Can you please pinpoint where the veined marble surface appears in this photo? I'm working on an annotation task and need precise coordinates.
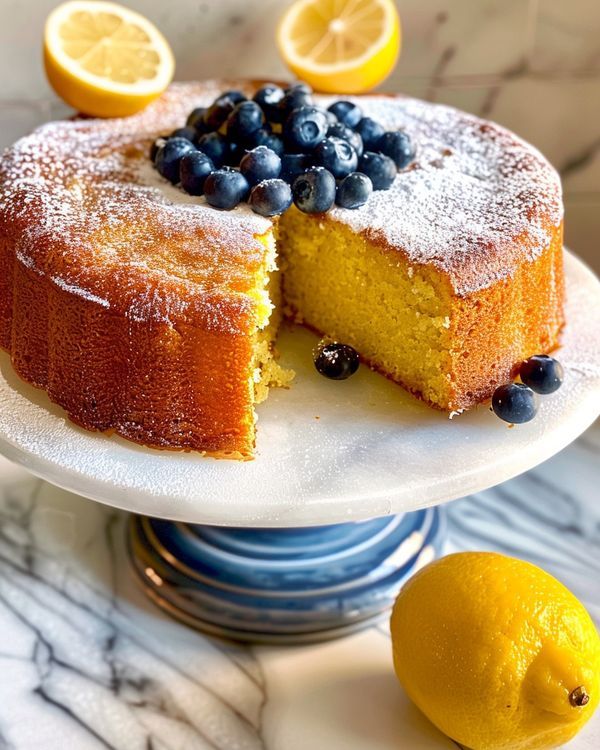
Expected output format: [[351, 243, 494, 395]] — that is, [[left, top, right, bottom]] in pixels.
[[0, 424, 598, 749]]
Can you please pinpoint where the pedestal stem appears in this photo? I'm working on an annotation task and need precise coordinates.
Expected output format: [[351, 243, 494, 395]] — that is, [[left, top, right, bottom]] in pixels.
[[128, 507, 445, 644]]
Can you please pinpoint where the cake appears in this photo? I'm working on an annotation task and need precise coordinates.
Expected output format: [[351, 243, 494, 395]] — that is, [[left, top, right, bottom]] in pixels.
[[0, 80, 564, 458]]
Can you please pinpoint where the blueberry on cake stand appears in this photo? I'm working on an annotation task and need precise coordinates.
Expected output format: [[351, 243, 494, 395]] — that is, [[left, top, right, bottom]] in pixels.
[[0, 251, 598, 643]]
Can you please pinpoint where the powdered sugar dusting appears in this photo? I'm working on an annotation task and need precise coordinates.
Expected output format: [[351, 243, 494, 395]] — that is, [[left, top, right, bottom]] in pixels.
[[324, 95, 563, 295], [0, 80, 563, 314], [0, 82, 273, 331]]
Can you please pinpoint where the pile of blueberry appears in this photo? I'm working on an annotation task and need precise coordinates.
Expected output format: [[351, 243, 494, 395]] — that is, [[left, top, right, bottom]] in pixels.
[[492, 354, 564, 424], [151, 83, 414, 217]]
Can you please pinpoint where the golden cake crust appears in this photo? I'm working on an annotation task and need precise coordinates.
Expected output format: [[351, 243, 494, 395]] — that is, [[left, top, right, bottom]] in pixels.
[[0, 81, 277, 456], [0, 81, 564, 451]]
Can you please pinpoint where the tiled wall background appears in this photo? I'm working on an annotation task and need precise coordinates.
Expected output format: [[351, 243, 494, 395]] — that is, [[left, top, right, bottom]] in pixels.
[[0, 0, 598, 271]]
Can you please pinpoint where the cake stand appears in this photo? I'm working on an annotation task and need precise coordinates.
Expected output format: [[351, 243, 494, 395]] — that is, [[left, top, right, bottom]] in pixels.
[[0, 250, 598, 643]]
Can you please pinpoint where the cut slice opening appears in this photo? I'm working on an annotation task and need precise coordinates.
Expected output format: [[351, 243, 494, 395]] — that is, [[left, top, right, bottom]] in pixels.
[[252, 207, 564, 421], [251, 208, 457, 415]]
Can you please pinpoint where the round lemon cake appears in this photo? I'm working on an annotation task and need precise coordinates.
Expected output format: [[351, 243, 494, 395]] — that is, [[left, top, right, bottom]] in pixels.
[[0, 81, 564, 457]]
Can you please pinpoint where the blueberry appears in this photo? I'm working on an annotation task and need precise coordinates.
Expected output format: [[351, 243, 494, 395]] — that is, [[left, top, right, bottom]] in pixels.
[[327, 100, 362, 128], [203, 95, 236, 131], [336, 172, 373, 209], [179, 151, 214, 196], [197, 132, 230, 167], [240, 146, 282, 186], [253, 84, 285, 120], [150, 136, 167, 162], [379, 131, 415, 169], [313, 137, 358, 179], [278, 89, 313, 120], [358, 151, 397, 190], [314, 342, 360, 380], [155, 137, 194, 183], [492, 383, 538, 424], [204, 169, 250, 210], [519, 355, 564, 394], [285, 82, 313, 95], [327, 123, 363, 157], [262, 133, 284, 157], [249, 179, 293, 217], [280, 153, 310, 183], [283, 106, 329, 152], [241, 127, 284, 156], [192, 120, 210, 138], [226, 142, 244, 167], [325, 109, 338, 126], [244, 125, 273, 149], [354, 117, 385, 150], [292, 167, 336, 214], [186, 106, 206, 129], [226, 101, 266, 144], [221, 89, 247, 105], [170, 126, 196, 142]]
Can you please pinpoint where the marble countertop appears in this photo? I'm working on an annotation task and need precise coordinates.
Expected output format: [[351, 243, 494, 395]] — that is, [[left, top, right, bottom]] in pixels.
[[0, 424, 598, 749]]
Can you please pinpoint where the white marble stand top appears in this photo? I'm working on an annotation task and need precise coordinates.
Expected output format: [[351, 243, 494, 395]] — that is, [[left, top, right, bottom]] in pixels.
[[0, 423, 598, 749], [0, 251, 598, 527]]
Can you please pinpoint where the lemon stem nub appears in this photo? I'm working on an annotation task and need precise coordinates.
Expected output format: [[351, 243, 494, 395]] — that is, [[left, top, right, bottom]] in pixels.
[[569, 686, 590, 708]]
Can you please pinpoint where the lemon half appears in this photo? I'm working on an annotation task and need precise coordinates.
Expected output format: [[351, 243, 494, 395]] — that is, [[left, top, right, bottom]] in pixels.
[[277, 0, 400, 94], [44, 0, 175, 117]]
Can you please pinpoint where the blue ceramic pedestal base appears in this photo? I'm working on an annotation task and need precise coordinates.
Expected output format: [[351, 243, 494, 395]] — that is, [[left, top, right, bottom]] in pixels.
[[128, 508, 445, 644]]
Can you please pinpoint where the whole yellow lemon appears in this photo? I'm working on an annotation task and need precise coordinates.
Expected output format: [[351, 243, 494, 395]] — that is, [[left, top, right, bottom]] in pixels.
[[390, 552, 600, 750]]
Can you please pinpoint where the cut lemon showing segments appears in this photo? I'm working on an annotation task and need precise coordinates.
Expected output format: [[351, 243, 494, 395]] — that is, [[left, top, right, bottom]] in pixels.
[[277, 0, 400, 94], [44, 0, 175, 118]]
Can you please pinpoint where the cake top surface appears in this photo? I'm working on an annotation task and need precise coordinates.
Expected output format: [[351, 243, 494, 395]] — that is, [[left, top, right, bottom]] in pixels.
[[0, 80, 563, 323]]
